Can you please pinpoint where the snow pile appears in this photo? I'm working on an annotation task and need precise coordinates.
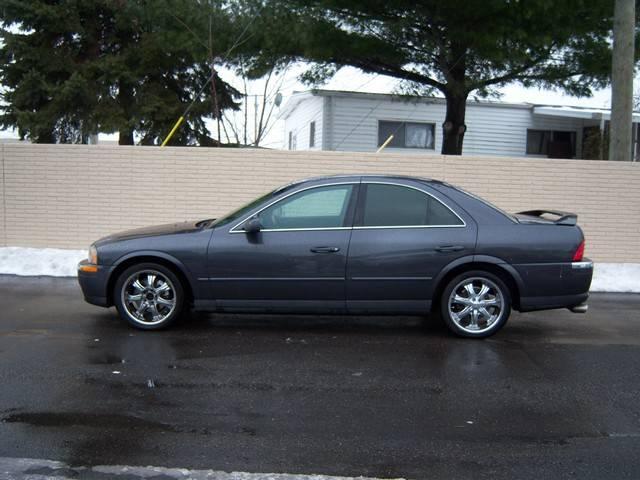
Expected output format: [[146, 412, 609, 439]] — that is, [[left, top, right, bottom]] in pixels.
[[0, 456, 403, 480], [0, 247, 86, 277], [0, 247, 638, 293], [591, 263, 640, 293]]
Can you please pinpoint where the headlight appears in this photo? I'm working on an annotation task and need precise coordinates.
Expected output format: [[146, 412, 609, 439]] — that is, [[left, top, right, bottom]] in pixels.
[[89, 245, 98, 265]]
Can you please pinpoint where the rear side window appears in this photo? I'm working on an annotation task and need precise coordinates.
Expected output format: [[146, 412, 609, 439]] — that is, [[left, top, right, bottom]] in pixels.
[[360, 184, 463, 227]]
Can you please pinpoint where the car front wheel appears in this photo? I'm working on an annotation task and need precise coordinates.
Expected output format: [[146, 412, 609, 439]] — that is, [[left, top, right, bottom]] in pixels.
[[440, 271, 511, 338], [114, 263, 184, 330]]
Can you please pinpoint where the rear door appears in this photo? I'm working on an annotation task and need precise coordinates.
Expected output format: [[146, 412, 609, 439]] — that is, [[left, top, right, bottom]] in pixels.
[[346, 180, 476, 313]]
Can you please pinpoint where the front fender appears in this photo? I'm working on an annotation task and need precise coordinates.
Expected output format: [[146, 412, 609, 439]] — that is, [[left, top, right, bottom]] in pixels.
[[109, 250, 199, 299]]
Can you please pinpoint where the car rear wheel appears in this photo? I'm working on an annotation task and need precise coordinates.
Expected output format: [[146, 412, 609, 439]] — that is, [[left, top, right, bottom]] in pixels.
[[114, 263, 184, 330], [440, 271, 511, 338]]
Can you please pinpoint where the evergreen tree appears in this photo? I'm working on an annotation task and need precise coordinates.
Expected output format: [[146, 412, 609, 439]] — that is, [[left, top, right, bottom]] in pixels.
[[0, 0, 242, 145], [244, 0, 634, 155]]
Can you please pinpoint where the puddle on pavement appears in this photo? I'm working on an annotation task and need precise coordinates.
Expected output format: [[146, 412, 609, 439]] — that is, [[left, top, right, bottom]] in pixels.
[[88, 352, 126, 365], [2, 412, 178, 432]]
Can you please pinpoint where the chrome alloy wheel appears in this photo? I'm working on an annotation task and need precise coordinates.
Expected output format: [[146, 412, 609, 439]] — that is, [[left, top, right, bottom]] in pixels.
[[120, 270, 177, 326], [447, 277, 505, 334]]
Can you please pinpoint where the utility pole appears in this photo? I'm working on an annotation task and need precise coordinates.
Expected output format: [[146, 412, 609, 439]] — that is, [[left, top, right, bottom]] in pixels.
[[254, 94, 258, 146], [243, 94, 248, 146], [609, 0, 636, 161]]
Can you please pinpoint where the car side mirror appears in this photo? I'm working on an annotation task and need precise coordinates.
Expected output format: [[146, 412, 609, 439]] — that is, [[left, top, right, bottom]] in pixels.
[[243, 217, 262, 234]]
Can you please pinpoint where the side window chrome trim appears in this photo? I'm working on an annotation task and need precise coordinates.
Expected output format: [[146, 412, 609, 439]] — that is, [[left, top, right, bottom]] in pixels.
[[229, 182, 357, 234], [353, 224, 465, 230], [251, 227, 351, 233], [358, 181, 467, 228]]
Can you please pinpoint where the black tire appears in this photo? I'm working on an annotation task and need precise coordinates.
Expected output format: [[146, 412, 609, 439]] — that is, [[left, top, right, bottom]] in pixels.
[[113, 262, 184, 330], [440, 270, 511, 338]]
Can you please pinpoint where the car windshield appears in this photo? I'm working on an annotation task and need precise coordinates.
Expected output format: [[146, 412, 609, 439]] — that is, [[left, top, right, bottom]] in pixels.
[[210, 180, 308, 228], [210, 189, 279, 228]]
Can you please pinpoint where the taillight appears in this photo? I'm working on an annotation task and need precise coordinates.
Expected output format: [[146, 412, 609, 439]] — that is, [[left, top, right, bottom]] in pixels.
[[572, 240, 585, 262]]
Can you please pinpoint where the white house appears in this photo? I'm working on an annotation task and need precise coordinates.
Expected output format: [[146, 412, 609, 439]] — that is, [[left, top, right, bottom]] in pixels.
[[279, 89, 640, 160]]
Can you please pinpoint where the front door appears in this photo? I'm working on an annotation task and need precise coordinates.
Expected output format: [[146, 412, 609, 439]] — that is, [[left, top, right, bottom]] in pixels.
[[207, 183, 358, 313], [346, 181, 476, 313]]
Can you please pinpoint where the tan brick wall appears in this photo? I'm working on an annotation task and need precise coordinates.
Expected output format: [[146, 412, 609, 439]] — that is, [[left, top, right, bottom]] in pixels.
[[1, 143, 639, 262], [0, 144, 6, 247]]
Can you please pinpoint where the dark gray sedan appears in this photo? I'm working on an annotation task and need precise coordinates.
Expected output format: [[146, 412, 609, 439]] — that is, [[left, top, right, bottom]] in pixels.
[[78, 175, 593, 338]]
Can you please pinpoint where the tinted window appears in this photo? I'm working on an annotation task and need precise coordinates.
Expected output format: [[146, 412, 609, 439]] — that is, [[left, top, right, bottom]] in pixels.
[[259, 185, 353, 230], [526, 129, 576, 157], [361, 184, 462, 227], [212, 189, 278, 228]]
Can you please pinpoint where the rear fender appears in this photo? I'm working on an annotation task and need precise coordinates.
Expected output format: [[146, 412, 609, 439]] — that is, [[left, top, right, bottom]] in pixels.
[[472, 255, 526, 294], [431, 254, 525, 308]]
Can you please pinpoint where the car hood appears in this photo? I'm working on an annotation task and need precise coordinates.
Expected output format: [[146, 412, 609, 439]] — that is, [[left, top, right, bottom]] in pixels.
[[95, 220, 206, 246]]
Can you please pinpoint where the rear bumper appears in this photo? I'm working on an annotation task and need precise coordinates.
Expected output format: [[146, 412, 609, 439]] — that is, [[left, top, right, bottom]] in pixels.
[[520, 292, 589, 312], [516, 259, 593, 312], [569, 302, 588, 313], [77, 260, 111, 307]]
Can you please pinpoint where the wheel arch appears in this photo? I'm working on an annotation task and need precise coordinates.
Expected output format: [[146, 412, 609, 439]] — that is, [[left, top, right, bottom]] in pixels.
[[431, 255, 524, 311], [106, 251, 195, 306]]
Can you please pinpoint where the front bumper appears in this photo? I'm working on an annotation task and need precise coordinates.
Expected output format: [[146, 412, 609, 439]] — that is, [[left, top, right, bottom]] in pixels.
[[77, 259, 112, 307]]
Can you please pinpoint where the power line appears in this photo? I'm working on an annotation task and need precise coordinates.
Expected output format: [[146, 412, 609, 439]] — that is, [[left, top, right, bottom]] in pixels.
[[329, 48, 467, 151], [161, 4, 263, 146], [333, 100, 384, 149]]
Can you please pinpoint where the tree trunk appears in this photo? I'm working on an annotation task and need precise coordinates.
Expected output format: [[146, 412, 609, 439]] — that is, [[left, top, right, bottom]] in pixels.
[[117, 79, 135, 145], [119, 129, 134, 145], [441, 93, 468, 155], [35, 130, 55, 144]]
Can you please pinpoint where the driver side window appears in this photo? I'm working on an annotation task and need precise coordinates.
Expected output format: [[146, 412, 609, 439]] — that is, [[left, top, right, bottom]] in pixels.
[[259, 184, 354, 230]]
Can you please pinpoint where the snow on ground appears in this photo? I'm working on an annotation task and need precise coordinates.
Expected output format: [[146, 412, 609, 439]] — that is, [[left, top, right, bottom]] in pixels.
[[589, 263, 640, 293], [0, 247, 638, 293], [0, 247, 86, 277], [0, 456, 402, 480]]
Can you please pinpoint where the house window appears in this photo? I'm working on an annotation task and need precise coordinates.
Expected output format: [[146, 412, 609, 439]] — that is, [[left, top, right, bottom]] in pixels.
[[526, 129, 577, 158], [378, 121, 435, 149], [288, 131, 297, 150], [309, 121, 316, 148]]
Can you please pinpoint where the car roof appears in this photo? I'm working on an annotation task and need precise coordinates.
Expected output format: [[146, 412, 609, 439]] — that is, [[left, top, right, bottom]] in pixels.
[[285, 174, 441, 185], [272, 174, 449, 196]]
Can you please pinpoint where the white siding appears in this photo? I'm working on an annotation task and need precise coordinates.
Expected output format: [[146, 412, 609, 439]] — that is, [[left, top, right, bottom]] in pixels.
[[329, 96, 444, 153], [464, 103, 587, 158], [322, 94, 589, 158], [282, 96, 324, 151]]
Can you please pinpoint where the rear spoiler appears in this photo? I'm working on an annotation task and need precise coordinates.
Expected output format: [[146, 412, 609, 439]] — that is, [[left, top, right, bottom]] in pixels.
[[516, 210, 578, 226]]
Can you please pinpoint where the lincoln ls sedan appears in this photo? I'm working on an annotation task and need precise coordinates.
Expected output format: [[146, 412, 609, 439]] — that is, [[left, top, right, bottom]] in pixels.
[[78, 175, 593, 338]]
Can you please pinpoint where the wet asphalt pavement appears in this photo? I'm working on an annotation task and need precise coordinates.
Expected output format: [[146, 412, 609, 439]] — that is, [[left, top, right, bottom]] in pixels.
[[0, 276, 639, 479]]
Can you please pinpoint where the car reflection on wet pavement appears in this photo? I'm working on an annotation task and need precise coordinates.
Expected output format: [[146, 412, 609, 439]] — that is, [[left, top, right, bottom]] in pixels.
[[1, 276, 639, 480]]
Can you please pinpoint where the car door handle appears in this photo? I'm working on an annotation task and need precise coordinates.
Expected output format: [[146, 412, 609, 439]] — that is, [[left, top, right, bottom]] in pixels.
[[435, 245, 465, 253], [310, 246, 340, 253]]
